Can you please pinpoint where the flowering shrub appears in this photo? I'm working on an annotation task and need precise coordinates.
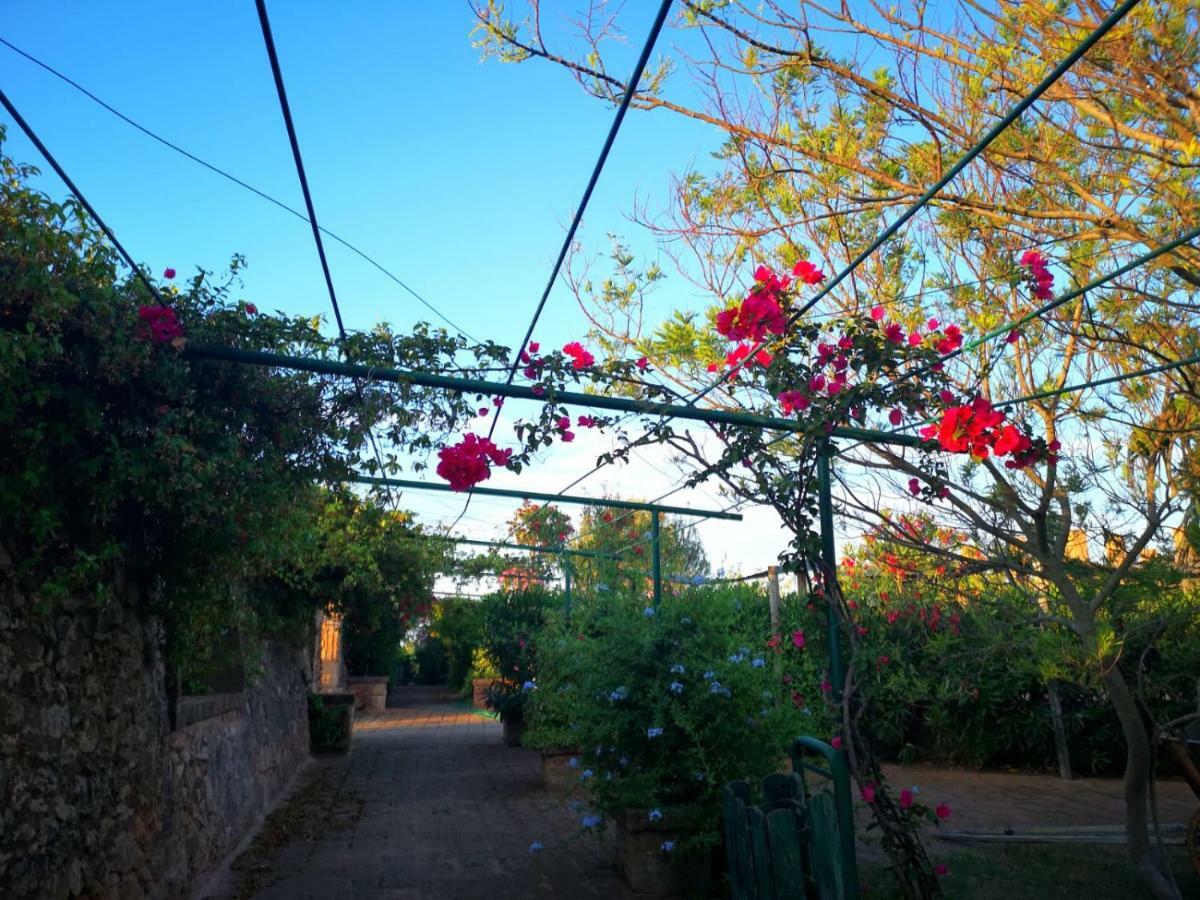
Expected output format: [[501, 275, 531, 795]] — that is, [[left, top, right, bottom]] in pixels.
[[478, 587, 555, 722], [526, 586, 809, 857]]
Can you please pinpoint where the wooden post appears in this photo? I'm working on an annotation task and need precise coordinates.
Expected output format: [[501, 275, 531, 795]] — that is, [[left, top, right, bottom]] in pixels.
[[767, 566, 781, 633]]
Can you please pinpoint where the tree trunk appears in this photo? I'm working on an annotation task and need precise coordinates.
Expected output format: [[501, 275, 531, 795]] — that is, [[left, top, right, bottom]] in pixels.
[[1101, 665, 1182, 900], [1046, 680, 1073, 781]]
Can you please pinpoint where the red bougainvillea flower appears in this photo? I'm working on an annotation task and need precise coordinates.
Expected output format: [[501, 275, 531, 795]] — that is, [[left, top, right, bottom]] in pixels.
[[935, 803, 951, 819], [908, 477, 921, 496], [163, 267, 176, 279], [602, 511, 613, 523], [715, 266, 789, 342], [577, 415, 597, 428], [907, 331, 922, 347], [821, 679, 832, 693], [528, 341, 540, 353], [778, 390, 810, 416], [562, 341, 595, 369], [245, 303, 257, 315], [792, 259, 825, 284], [1020, 249, 1055, 300], [766, 633, 781, 650], [830, 735, 843, 750], [889, 408, 903, 426], [436, 434, 512, 491], [934, 864, 948, 878], [884, 322, 905, 344], [870, 306, 885, 321], [477, 407, 489, 417], [723, 342, 774, 372], [934, 324, 963, 355], [1005, 329, 1020, 344], [899, 788, 914, 810], [861, 782, 876, 804], [636, 356, 649, 370], [561, 430, 575, 442], [557, 415, 571, 430], [137, 305, 184, 343], [492, 396, 504, 408], [792, 630, 806, 649]]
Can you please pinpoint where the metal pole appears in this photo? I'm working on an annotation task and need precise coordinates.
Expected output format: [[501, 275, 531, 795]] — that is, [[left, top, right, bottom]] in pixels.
[[563, 554, 572, 619], [650, 510, 662, 609], [816, 445, 846, 698]]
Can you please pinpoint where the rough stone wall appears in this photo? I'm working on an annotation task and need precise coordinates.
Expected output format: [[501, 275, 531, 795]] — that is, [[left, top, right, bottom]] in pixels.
[[0, 582, 310, 899]]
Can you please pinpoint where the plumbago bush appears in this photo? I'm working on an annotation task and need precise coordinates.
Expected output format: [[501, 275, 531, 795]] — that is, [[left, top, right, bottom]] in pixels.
[[525, 586, 809, 864]]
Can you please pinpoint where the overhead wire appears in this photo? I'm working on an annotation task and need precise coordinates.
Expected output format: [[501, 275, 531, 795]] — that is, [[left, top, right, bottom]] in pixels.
[[0, 35, 479, 341]]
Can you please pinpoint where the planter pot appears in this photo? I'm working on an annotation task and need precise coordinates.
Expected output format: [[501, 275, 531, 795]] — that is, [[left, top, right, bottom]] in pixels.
[[308, 692, 355, 755], [347, 676, 389, 712], [472, 677, 495, 709], [616, 807, 711, 897], [540, 748, 581, 794], [502, 714, 526, 747]]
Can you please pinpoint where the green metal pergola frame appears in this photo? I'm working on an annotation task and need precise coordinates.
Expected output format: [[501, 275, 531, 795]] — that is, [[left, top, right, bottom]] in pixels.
[[347, 474, 743, 608]]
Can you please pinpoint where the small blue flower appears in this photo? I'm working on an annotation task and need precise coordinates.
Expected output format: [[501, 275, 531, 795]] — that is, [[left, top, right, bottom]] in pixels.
[[721, 687, 732, 697], [522, 680, 537, 690], [568, 756, 580, 768], [648, 808, 663, 822], [759, 707, 770, 717], [619, 755, 629, 767], [582, 814, 603, 829], [703, 670, 715, 681], [802, 707, 812, 716], [647, 727, 664, 739], [681, 616, 693, 625], [580, 768, 594, 781], [761, 690, 774, 701], [643, 606, 656, 617], [728, 653, 743, 664], [609, 686, 628, 702], [595, 745, 604, 756], [693, 771, 706, 781], [604, 771, 614, 781], [751, 658, 765, 669], [669, 681, 684, 695], [597, 583, 609, 592], [709, 681, 723, 694], [529, 841, 544, 853], [691, 574, 706, 585], [669, 663, 685, 674], [661, 841, 675, 853]]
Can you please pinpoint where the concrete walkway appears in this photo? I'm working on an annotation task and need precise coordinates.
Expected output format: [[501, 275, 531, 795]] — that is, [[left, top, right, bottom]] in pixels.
[[216, 687, 1198, 899], [223, 686, 629, 900]]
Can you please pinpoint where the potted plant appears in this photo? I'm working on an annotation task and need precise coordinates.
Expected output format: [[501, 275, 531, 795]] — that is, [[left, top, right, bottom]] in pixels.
[[479, 586, 552, 744], [468, 648, 499, 709], [522, 612, 585, 790], [308, 692, 355, 754]]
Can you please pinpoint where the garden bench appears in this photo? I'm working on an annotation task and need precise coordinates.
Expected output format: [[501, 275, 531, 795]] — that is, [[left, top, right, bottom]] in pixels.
[[723, 737, 859, 900]]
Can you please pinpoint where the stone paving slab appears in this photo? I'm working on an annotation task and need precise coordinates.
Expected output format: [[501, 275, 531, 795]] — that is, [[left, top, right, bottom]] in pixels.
[[229, 686, 630, 900]]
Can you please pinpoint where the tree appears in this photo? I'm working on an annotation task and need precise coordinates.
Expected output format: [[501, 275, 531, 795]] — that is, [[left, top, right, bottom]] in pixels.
[[571, 501, 709, 596], [472, 4, 1200, 896]]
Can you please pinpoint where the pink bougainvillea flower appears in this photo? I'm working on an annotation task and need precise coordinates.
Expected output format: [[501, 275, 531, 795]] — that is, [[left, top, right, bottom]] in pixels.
[[877, 654, 890, 666], [636, 356, 649, 370], [562, 341, 595, 369], [934, 864, 948, 878], [163, 267, 176, 279], [821, 679, 832, 693], [492, 396, 504, 408], [245, 303, 257, 315], [577, 415, 597, 428], [531, 386, 545, 397], [830, 736, 842, 750], [927, 317, 940, 331], [870, 306, 885, 321], [528, 341, 540, 353], [557, 415, 571, 430], [792, 259, 825, 284], [561, 430, 575, 442], [861, 783, 876, 804], [935, 803, 951, 819], [935, 324, 963, 355], [884, 322, 905, 344], [778, 390, 810, 416], [791, 630, 806, 649], [908, 477, 921, 496], [938, 389, 955, 404], [827, 380, 843, 396], [889, 408, 903, 426], [899, 788, 914, 810], [477, 407, 489, 417], [436, 434, 512, 491], [137, 305, 184, 343], [837, 334, 854, 350], [809, 374, 826, 393], [1005, 329, 1020, 344], [907, 331, 922, 347]]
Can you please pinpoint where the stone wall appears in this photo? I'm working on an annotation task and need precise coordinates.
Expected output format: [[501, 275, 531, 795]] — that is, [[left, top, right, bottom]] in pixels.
[[0, 582, 311, 898]]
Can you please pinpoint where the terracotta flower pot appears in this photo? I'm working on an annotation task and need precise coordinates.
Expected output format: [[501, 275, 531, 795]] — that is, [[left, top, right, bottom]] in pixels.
[[615, 807, 711, 897], [472, 677, 495, 709]]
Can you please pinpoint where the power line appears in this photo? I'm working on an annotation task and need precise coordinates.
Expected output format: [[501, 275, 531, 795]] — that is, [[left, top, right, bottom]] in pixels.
[[0, 86, 165, 307], [0, 35, 478, 341]]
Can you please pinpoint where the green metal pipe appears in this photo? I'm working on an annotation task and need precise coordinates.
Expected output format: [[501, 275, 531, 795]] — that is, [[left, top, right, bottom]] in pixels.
[[563, 555, 572, 619], [346, 475, 744, 520], [650, 510, 662, 609], [442, 536, 625, 562], [183, 343, 922, 447], [816, 447, 846, 700]]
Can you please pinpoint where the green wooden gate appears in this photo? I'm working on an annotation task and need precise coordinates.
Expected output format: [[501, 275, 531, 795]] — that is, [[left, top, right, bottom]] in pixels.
[[723, 737, 859, 899]]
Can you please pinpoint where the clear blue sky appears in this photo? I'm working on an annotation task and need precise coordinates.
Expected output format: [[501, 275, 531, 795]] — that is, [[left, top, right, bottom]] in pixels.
[[0, 2, 717, 348]]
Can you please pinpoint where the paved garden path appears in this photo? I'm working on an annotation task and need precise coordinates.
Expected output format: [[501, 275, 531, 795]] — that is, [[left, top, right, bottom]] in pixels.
[[217, 686, 631, 900], [214, 687, 1197, 899]]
